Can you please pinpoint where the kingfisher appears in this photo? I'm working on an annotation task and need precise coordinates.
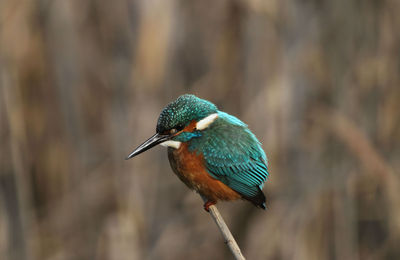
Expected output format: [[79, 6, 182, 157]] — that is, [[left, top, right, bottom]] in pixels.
[[126, 94, 269, 211]]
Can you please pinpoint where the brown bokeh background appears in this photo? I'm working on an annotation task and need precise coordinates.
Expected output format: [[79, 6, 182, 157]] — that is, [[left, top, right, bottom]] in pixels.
[[1, 0, 400, 259]]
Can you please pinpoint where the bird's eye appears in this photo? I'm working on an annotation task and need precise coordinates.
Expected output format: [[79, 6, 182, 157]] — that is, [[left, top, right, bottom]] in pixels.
[[169, 125, 184, 135]]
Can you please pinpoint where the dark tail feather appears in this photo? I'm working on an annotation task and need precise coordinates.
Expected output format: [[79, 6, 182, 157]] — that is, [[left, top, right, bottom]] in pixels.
[[243, 187, 266, 209]]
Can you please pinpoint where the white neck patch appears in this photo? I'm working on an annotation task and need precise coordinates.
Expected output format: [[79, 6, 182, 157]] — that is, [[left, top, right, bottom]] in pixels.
[[196, 113, 218, 130], [160, 140, 181, 149]]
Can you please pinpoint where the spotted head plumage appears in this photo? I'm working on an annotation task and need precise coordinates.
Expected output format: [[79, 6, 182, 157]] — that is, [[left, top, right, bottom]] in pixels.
[[156, 94, 218, 134]]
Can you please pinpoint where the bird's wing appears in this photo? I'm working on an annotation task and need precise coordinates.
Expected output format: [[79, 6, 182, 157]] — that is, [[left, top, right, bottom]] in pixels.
[[190, 112, 269, 200]]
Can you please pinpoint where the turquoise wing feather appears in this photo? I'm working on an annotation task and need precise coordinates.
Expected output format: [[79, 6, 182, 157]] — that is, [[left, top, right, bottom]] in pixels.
[[189, 112, 269, 202]]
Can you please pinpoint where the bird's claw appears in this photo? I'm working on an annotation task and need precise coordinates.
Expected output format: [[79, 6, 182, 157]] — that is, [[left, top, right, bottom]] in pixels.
[[203, 200, 216, 212]]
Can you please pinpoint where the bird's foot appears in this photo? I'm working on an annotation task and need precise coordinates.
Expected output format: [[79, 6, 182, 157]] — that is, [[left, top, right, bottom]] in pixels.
[[203, 200, 216, 212]]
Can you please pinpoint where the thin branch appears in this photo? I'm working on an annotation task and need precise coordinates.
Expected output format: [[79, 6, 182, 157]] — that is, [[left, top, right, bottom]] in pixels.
[[202, 197, 246, 260]]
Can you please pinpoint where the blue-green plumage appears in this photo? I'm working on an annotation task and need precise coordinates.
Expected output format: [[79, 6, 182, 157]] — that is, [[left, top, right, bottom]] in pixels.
[[156, 95, 217, 133], [127, 94, 269, 210], [188, 111, 268, 207]]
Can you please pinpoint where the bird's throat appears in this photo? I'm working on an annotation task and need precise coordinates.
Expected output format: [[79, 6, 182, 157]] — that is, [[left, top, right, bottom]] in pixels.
[[160, 140, 182, 149]]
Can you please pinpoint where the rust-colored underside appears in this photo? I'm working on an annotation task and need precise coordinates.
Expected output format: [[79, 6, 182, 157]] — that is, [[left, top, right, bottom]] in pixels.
[[168, 138, 241, 203]]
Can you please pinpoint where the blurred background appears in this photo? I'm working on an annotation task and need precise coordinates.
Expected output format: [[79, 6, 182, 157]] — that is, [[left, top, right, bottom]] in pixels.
[[1, 0, 400, 259]]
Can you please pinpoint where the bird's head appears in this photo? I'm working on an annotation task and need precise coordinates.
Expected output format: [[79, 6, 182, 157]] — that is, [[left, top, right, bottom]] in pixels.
[[126, 94, 219, 159]]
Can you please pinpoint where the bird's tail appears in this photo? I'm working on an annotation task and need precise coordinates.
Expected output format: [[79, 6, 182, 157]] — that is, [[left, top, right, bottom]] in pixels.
[[244, 187, 266, 210]]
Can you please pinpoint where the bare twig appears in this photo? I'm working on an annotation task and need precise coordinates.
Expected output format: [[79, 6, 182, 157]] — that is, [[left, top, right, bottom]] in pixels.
[[201, 197, 246, 260]]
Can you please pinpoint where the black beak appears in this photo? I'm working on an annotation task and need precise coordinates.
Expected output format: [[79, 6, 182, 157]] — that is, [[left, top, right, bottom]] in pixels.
[[126, 133, 170, 160]]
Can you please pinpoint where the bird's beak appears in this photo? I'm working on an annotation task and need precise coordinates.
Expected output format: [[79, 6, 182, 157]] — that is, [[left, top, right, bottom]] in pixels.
[[126, 133, 170, 159]]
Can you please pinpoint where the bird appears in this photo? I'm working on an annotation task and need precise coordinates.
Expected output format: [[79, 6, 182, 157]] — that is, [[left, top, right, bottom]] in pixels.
[[126, 94, 269, 211]]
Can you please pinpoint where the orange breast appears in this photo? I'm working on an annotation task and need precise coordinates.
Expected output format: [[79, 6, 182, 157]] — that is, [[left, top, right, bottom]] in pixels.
[[168, 141, 241, 203]]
